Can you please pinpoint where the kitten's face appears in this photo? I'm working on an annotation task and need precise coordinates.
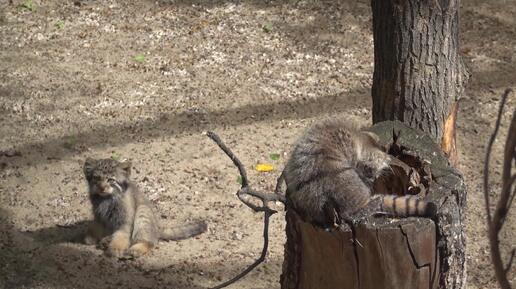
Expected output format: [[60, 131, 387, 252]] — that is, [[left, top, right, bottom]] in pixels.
[[83, 158, 131, 197]]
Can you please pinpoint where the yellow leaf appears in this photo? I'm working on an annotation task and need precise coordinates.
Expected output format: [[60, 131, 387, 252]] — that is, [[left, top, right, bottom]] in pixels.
[[255, 163, 274, 172]]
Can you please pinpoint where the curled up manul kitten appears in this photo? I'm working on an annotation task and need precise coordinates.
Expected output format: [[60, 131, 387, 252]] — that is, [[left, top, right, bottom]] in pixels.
[[83, 158, 207, 258], [283, 118, 437, 228]]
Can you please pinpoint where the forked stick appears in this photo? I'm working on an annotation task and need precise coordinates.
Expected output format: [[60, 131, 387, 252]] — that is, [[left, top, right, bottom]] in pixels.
[[206, 131, 285, 289]]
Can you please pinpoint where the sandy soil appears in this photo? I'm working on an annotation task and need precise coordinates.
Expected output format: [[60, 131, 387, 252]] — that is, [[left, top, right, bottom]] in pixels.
[[0, 0, 514, 288]]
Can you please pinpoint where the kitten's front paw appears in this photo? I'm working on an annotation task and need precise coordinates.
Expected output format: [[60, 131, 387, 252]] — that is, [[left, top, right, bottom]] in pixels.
[[107, 247, 126, 258], [107, 244, 127, 258], [107, 235, 130, 258]]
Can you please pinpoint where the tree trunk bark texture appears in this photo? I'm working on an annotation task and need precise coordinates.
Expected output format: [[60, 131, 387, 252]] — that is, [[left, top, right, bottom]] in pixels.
[[371, 0, 469, 143], [281, 121, 467, 289]]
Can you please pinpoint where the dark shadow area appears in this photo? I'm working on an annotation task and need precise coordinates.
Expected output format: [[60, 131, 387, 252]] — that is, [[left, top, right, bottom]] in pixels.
[[10, 87, 370, 167], [0, 207, 282, 289], [22, 220, 89, 245]]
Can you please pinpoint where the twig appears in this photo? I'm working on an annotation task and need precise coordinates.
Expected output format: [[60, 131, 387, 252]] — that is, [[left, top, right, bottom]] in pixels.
[[206, 131, 249, 188], [483, 88, 515, 289], [209, 212, 274, 289], [206, 131, 285, 289]]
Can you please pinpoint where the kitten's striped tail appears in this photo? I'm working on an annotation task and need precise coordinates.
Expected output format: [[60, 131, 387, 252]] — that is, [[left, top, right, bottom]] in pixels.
[[160, 220, 208, 241], [380, 195, 437, 217]]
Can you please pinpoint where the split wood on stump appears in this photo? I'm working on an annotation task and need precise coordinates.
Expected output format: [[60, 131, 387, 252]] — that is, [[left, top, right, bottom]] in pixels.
[[281, 0, 469, 288]]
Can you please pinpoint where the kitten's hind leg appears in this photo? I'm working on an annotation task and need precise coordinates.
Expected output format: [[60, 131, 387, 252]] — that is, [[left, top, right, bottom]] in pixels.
[[130, 204, 159, 256], [350, 196, 386, 221], [128, 242, 153, 257], [323, 198, 343, 229]]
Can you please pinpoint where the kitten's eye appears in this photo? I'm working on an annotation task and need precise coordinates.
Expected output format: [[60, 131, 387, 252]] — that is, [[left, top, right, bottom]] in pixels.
[[107, 178, 117, 184]]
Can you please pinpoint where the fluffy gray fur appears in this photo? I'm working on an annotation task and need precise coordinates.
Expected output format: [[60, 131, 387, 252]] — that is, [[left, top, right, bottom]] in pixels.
[[284, 118, 392, 226]]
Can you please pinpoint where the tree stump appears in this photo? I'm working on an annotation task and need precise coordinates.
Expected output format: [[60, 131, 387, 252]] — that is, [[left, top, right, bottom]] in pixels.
[[280, 121, 466, 289]]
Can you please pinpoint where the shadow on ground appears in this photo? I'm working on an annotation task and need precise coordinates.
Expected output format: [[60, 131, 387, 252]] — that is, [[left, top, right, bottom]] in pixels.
[[0, 208, 280, 289], [9, 87, 370, 166]]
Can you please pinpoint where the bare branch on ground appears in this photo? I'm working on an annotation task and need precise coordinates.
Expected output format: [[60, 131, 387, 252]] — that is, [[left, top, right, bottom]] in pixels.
[[205, 131, 285, 289]]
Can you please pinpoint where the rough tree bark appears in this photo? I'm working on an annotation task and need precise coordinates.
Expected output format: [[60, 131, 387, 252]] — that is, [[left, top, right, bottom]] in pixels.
[[370, 0, 469, 288], [371, 0, 469, 144], [281, 0, 469, 288]]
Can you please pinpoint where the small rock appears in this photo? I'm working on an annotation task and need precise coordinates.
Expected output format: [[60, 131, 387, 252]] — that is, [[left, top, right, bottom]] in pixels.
[[232, 231, 243, 240]]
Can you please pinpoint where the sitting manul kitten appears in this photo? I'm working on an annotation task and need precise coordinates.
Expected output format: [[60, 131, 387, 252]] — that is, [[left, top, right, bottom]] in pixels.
[[83, 158, 207, 258]]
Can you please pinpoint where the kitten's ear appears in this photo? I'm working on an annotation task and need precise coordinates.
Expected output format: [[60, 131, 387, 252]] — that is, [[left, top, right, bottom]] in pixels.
[[84, 158, 95, 177], [362, 131, 387, 151], [120, 161, 132, 176], [362, 131, 380, 143]]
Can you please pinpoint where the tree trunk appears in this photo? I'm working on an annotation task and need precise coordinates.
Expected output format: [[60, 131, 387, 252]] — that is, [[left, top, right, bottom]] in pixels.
[[371, 0, 469, 143], [369, 0, 469, 288], [281, 1, 469, 288]]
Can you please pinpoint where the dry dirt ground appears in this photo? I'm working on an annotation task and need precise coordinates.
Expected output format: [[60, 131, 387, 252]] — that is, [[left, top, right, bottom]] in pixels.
[[0, 0, 514, 288]]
